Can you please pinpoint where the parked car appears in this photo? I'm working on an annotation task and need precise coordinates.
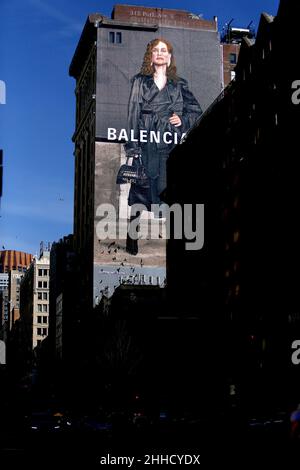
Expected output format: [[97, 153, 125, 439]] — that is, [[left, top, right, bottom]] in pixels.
[[28, 411, 71, 432]]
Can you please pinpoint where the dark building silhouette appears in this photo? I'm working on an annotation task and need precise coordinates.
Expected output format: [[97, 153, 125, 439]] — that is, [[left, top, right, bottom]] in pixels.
[[92, 284, 167, 410], [167, 0, 300, 412], [49, 235, 79, 362], [25, 234, 80, 400]]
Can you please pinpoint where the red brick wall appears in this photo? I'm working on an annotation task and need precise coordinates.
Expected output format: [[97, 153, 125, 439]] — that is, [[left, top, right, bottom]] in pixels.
[[112, 4, 217, 30], [222, 43, 240, 87]]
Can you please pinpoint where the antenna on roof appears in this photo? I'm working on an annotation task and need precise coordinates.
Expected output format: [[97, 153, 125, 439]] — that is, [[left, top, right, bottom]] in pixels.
[[221, 18, 255, 44]]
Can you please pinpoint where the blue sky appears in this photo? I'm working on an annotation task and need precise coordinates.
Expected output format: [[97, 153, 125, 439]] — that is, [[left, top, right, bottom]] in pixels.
[[0, 0, 279, 255]]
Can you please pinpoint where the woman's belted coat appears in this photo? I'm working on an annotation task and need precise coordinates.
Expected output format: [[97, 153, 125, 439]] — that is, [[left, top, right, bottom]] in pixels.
[[125, 74, 202, 209]]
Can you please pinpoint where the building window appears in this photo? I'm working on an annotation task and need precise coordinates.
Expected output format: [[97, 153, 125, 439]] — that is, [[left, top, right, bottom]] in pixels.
[[109, 31, 122, 44], [42, 304, 48, 313], [37, 327, 47, 336], [233, 231, 240, 243], [43, 292, 48, 300], [37, 316, 42, 324], [38, 281, 43, 288], [38, 304, 42, 312], [38, 292, 42, 300], [38, 269, 48, 276], [42, 317, 48, 324], [43, 281, 48, 288], [233, 261, 240, 272], [233, 197, 239, 209], [229, 53, 237, 64]]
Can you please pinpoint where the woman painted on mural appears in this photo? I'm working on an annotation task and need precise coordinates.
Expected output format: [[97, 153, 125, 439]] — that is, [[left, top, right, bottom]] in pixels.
[[124, 38, 202, 254]]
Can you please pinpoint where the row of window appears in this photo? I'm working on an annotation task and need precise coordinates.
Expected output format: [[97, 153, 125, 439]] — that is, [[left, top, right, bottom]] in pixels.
[[36, 327, 47, 336], [75, 50, 96, 125], [38, 269, 49, 277], [38, 281, 48, 288], [38, 292, 48, 300], [37, 304, 48, 313], [3, 266, 27, 273], [37, 316, 48, 324], [229, 53, 237, 64], [109, 31, 122, 44]]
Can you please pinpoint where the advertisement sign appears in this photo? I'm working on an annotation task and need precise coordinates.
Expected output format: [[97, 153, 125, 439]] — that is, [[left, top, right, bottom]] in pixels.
[[93, 6, 221, 301]]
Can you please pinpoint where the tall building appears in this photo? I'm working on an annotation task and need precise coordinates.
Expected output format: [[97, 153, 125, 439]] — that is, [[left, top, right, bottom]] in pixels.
[[69, 4, 222, 309], [8, 270, 23, 330], [167, 0, 300, 410], [0, 252, 32, 343], [0, 273, 9, 328], [20, 247, 50, 350], [49, 235, 79, 362]]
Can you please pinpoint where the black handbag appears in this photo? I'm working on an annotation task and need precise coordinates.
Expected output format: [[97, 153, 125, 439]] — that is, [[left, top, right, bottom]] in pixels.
[[116, 155, 149, 187]]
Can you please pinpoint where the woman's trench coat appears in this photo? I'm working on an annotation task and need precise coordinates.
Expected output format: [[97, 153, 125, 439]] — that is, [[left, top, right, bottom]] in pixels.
[[124, 73, 202, 210]]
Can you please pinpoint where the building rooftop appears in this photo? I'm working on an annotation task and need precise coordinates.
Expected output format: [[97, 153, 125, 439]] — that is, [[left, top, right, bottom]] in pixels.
[[0, 250, 33, 273], [70, 4, 217, 78]]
